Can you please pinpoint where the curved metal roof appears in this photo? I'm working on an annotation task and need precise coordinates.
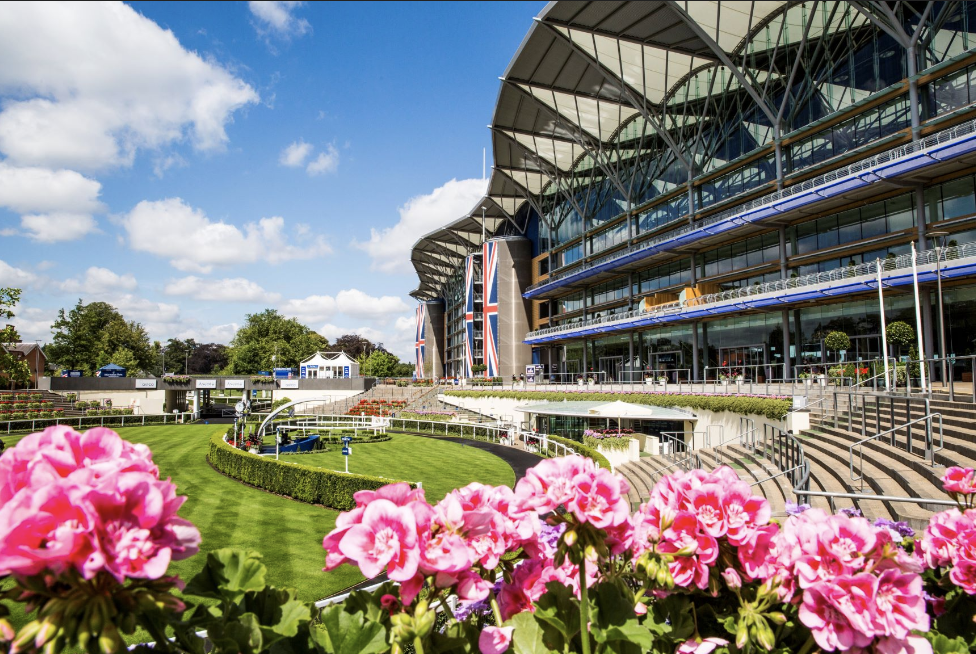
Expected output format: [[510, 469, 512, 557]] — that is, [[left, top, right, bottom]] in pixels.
[[410, 0, 883, 300]]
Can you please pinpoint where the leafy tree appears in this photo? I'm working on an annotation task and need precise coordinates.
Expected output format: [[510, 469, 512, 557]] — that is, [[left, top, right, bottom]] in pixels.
[[163, 338, 198, 374], [393, 362, 415, 377], [225, 310, 329, 374], [47, 300, 154, 375], [886, 321, 915, 355], [824, 331, 851, 353], [0, 288, 31, 387], [188, 343, 229, 374], [333, 334, 377, 360], [358, 349, 401, 378]]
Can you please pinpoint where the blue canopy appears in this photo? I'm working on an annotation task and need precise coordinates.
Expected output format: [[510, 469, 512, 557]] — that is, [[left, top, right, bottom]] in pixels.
[[97, 363, 126, 378]]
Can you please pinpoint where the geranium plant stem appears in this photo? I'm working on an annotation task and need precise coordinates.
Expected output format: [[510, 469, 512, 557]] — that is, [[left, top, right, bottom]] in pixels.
[[579, 557, 591, 654]]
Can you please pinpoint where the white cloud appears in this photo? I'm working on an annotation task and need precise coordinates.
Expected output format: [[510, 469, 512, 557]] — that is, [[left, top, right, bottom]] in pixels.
[[306, 144, 339, 176], [279, 139, 313, 167], [0, 260, 39, 288], [279, 288, 409, 323], [279, 294, 337, 323], [164, 276, 281, 303], [119, 197, 329, 273], [354, 177, 487, 274], [317, 323, 385, 344], [20, 213, 99, 242], [171, 321, 239, 344], [0, 163, 104, 240], [0, 2, 259, 173], [60, 267, 137, 294], [335, 289, 409, 320], [249, 1, 311, 38], [112, 294, 181, 324], [8, 305, 56, 343]]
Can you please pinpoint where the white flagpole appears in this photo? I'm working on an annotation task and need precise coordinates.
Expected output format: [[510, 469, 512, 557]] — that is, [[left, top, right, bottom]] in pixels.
[[877, 259, 890, 391], [910, 243, 928, 392]]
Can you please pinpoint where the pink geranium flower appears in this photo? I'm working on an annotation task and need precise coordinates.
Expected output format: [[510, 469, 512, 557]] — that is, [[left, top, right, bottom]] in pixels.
[[478, 626, 514, 654], [799, 574, 878, 651], [942, 467, 976, 495], [338, 499, 420, 581]]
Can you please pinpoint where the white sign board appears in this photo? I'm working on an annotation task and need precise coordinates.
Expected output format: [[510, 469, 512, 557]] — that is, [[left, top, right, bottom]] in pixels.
[[224, 379, 245, 389], [279, 379, 299, 389], [196, 379, 217, 389], [135, 378, 157, 389]]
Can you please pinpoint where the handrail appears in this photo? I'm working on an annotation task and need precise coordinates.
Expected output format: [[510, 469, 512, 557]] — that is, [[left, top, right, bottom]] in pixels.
[[750, 463, 806, 488], [526, 239, 976, 341], [793, 488, 956, 510], [849, 413, 943, 491], [527, 114, 976, 295]]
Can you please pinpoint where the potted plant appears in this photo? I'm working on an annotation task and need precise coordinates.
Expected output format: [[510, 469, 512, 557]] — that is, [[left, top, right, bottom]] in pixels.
[[798, 371, 812, 388], [824, 330, 851, 363], [656, 375, 667, 387]]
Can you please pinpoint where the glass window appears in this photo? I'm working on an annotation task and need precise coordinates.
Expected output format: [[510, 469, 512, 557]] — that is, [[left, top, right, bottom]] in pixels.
[[837, 209, 862, 244], [860, 202, 886, 238], [818, 215, 839, 249], [941, 175, 976, 220], [796, 220, 818, 255], [886, 194, 915, 231]]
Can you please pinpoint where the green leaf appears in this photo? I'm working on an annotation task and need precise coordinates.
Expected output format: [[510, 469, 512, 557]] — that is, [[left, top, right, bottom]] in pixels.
[[185, 549, 268, 604], [210, 612, 264, 654], [597, 624, 653, 649], [506, 613, 557, 654], [927, 633, 972, 654], [532, 582, 580, 642], [316, 606, 388, 654]]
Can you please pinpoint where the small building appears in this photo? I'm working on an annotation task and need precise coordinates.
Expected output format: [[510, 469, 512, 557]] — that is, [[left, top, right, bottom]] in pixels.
[[299, 351, 360, 379], [515, 399, 696, 443], [2, 342, 47, 388]]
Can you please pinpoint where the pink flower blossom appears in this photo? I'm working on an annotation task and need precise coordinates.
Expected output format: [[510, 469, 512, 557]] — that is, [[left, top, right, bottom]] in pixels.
[[676, 637, 729, 654], [0, 426, 198, 582], [479, 626, 514, 654], [874, 570, 929, 639], [799, 574, 878, 651], [942, 467, 976, 495], [338, 499, 420, 581]]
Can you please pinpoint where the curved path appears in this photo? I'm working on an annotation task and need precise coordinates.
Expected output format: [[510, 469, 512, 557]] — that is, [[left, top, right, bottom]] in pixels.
[[401, 431, 542, 481]]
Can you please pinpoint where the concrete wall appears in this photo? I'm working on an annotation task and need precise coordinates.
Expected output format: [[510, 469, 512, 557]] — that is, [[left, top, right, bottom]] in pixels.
[[495, 237, 533, 379], [45, 376, 372, 393], [73, 389, 167, 414], [424, 300, 446, 378], [438, 393, 787, 450]]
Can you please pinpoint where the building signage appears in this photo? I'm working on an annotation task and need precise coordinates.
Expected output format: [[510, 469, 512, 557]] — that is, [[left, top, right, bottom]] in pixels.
[[279, 379, 299, 389], [343, 366, 350, 378], [224, 379, 245, 389], [525, 365, 536, 383], [196, 379, 217, 389], [135, 379, 157, 389], [62, 370, 83, 377]]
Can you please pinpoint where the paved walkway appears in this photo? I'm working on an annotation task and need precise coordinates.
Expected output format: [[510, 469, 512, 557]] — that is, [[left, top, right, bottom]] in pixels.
[[405, 432, 542, 481]]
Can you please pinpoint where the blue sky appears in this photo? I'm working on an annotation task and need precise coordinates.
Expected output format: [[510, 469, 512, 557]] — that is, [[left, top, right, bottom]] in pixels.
[[0, 1, 543, 359]]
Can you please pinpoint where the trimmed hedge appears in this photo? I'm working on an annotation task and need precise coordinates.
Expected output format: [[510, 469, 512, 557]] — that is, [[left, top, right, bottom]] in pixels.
[[443, 390, 792, 420], [207, 433, 412, 510], [545, 434, 612, 470]]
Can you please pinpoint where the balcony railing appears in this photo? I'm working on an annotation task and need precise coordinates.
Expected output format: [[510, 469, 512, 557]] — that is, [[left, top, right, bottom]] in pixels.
[[525, 114, 976, 295], [525, 240, 976, 342]]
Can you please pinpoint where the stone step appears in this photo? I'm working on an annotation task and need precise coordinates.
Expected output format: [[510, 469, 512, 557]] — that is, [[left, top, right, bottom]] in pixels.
[[797, 428, 931, 528]]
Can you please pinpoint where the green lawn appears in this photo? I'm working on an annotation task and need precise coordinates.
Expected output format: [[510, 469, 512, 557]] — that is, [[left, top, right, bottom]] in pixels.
[[0, 425, 513, 603], [278, 432, 515, 502]]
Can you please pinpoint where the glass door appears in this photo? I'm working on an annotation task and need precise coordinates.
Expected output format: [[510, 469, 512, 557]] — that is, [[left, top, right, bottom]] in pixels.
[[598, 356, 623, 383], [650, 350, 683, 382], [719, 345, 767, 380]]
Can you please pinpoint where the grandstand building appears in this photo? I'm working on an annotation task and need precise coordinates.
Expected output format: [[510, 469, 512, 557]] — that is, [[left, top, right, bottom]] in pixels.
[[412, 0, 976, 383]]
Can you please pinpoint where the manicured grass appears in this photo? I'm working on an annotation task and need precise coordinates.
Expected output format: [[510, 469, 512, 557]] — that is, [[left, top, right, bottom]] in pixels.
[[281, 432, 516, 502]]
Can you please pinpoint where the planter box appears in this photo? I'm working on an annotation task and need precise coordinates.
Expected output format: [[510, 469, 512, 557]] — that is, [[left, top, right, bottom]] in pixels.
[[595, 438, 640, 467]]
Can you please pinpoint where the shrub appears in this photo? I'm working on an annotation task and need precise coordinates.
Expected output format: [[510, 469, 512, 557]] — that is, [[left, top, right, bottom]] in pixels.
[[824, 330, 851, 352], [165, 375, 192, 384], [887, 320, 915, 348], [544, 433, 612, 469], [271, 396, 292, 411], [443, 390, 793, 420], [207, 432, 410, 510]]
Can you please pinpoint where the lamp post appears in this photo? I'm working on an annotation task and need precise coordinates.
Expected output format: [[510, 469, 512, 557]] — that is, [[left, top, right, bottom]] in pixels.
[[929, 231, 951, 399]]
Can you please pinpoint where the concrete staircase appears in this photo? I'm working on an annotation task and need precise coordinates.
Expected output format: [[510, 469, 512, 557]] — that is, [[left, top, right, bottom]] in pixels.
[[619, 396, 975, 529]]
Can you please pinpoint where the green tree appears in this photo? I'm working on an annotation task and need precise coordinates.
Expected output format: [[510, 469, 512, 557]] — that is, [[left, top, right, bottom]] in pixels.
[[225, 310, 329, 374], [358, 349, 401, 378], [188, 343, 229, 374], [47, 300, 154, 375], [163, 338, 198, 374], [333, 334, 376, 360], [0, 288, 31, 387]]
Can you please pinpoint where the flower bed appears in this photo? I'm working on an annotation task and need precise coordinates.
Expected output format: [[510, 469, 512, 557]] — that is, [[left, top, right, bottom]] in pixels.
[[582, 428, 633, 452], [4, 425, 976, 654], [346, 398, 407, 417], [445, 389, 793, 420]]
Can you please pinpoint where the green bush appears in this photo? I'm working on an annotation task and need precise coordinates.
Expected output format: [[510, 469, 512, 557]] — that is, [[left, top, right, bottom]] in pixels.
[[443, 390, 792, 420], [207, 433, 411, 510], [824, 331, 851, 352], [887, 321, 915, 349], [544, 434, 612, 469]]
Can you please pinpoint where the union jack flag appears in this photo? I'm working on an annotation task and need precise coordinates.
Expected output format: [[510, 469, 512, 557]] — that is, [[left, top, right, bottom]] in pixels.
[[414, 304, 426, 379], [463, 255, 476, 378], [482, 241, 499, 377]]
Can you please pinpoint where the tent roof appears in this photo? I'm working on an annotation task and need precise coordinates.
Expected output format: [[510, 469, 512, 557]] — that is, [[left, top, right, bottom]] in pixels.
[[515, 399, 695, 420], [99, 363, 126, 370]]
